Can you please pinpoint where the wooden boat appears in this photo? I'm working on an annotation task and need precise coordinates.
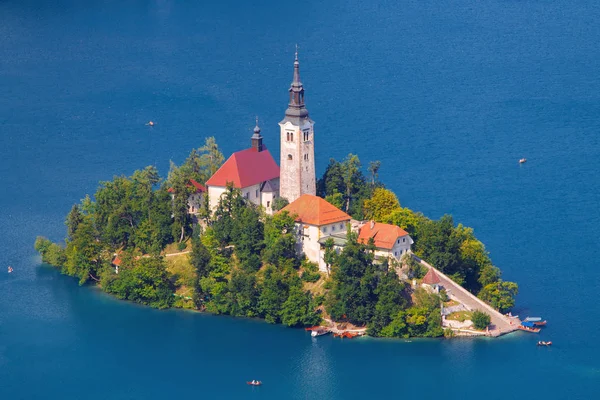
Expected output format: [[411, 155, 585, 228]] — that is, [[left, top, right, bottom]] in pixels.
[[537, 341, 552, 346], [524, 317, 547, 326], [518, 322, 541, 333], [311, 329, 330, 337], [246, 381, 262, 386], [519, 158, 527, 164]]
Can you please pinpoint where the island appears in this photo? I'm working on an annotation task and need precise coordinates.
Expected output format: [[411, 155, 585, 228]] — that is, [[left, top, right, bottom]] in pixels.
[[35, 53, 519, 339]]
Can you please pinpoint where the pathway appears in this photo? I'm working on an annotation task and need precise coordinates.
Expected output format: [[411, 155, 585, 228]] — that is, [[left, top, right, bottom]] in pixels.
[[415, 256, 519, 337], [164, 251, 191, 257]]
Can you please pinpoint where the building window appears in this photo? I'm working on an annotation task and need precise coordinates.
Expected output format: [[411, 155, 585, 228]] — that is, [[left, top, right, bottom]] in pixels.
[[394, 252, 398, 256], [397, 239, 400, 244], [291, 132, 293, 141], [403, 238, 406, 242], [332, 226, 336, 232], [303, 131, 309, 141], [256, 189, 259, 198], [340, 223, 344, 229], [323, 227, 328, 233], [244, 192, 249, 199], [288, 154, 293, 160], [267, 201, 270, 208]]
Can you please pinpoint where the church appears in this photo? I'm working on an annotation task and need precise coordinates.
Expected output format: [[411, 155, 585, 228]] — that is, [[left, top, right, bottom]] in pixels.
[[204, 50, 316, 213], [201, 51, 413, 271]]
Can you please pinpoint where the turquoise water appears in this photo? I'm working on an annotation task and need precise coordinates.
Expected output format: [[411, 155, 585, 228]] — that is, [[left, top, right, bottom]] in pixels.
[[1, 0, 600, 398]]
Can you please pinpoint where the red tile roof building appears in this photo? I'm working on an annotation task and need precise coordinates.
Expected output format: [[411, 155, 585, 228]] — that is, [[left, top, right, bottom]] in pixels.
[[280, 194, 351, 273], [358, 221, 410, 250], [281, 194, 351, 226], [205, 120, 280, 214], [422, 268, 441, 285], [205, 147, 279, 188]]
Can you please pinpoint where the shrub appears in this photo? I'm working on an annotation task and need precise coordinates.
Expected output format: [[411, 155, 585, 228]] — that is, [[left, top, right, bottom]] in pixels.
[[177, 241, 187, 251], [439, 288, 449, 302], [472, 310, 491, 330]]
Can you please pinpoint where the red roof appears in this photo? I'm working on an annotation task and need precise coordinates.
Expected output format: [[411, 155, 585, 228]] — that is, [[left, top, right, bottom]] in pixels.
[[168, 179, 206, 194], [422, 268, 441, 285], [189, 179, 206, 192], [205, 147, 279, 188], [280, 194, 351, 226], [358, 221, 410, 250]]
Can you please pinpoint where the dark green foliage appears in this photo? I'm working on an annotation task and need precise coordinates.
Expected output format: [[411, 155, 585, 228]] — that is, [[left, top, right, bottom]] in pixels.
[[479, 281, 519, 313], [414, 215, 462, 277], [231, 206, 264, 271], [281, 284, 321, 327], [212, 184, 246, 246], [263, 211, 298, 267], [316, 156, 378, 220], [65, 205, 83, 240], [271, 197, 289, 212], [227, 269, 259, 317], [472, 310, 491, 330], [103, 255, 174, 309], [258, 266, 289, 323], [301, 261, 321, 283]]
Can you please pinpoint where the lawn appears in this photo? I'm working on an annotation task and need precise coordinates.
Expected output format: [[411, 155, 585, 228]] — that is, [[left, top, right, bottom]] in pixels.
[[446, 311, 473, 322]]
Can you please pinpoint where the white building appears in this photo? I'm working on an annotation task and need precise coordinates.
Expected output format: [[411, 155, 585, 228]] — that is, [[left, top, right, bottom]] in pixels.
[[357, 221, 414, 262], [168, 179, 206, 214], [280, 194, 351, 272], [205, 120, 280, 214]]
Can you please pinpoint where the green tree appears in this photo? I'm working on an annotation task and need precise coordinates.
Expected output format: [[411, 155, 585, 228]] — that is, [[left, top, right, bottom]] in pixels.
[[479, 264, 501, 288], [324, 191, 344, 210], [363, 188, 401, 221], [479, 281, 518, 313], [413, 215, 461, 278], [271, 197, 289, 212], [263, 211, 298, 267], [104, 255, 174, 309], [257, 266, 288, 323], [231, 206, 264, 271], [472, 310, 491, 330], [368, 160, 381, 186], [34, 236, 67, 267], [281, 283, 320, 327], [65, 205, 83, 240], [168, 162, 192, 243], [342, 153, 361, 212]]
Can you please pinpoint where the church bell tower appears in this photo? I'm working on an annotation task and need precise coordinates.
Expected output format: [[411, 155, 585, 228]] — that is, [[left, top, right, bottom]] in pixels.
[[279, 49, 316, 203]]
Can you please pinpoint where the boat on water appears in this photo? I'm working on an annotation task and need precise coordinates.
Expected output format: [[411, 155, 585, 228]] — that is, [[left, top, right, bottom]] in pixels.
[[524, 317, 547, 326], [311, 329, 330, 337], [518, 321, 541, 333], [537, 341, 552, 346], [519, 158, 527, 164], [247, 380, 262, 386], [8, 266, 13, 273]]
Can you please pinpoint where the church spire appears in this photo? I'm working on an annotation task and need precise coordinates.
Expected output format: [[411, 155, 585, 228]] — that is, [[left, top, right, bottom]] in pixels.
[[251, 116, 264, 152], [284, 46, 309, 122]]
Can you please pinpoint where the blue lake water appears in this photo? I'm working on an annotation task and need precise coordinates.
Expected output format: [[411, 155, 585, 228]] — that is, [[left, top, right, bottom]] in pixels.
[[1, 0, 600, 398]]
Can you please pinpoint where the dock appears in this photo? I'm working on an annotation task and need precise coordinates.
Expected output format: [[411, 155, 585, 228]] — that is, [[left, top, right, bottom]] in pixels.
[[416, 257, 520, 337]]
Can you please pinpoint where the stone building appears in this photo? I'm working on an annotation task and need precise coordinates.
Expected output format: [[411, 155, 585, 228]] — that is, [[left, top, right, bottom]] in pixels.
[[278, 50, 316, 204]]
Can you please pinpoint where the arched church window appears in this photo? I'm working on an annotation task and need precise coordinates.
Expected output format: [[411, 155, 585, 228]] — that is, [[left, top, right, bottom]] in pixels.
[[290, 132, 294, 141], [288, 154, 293, 160]]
